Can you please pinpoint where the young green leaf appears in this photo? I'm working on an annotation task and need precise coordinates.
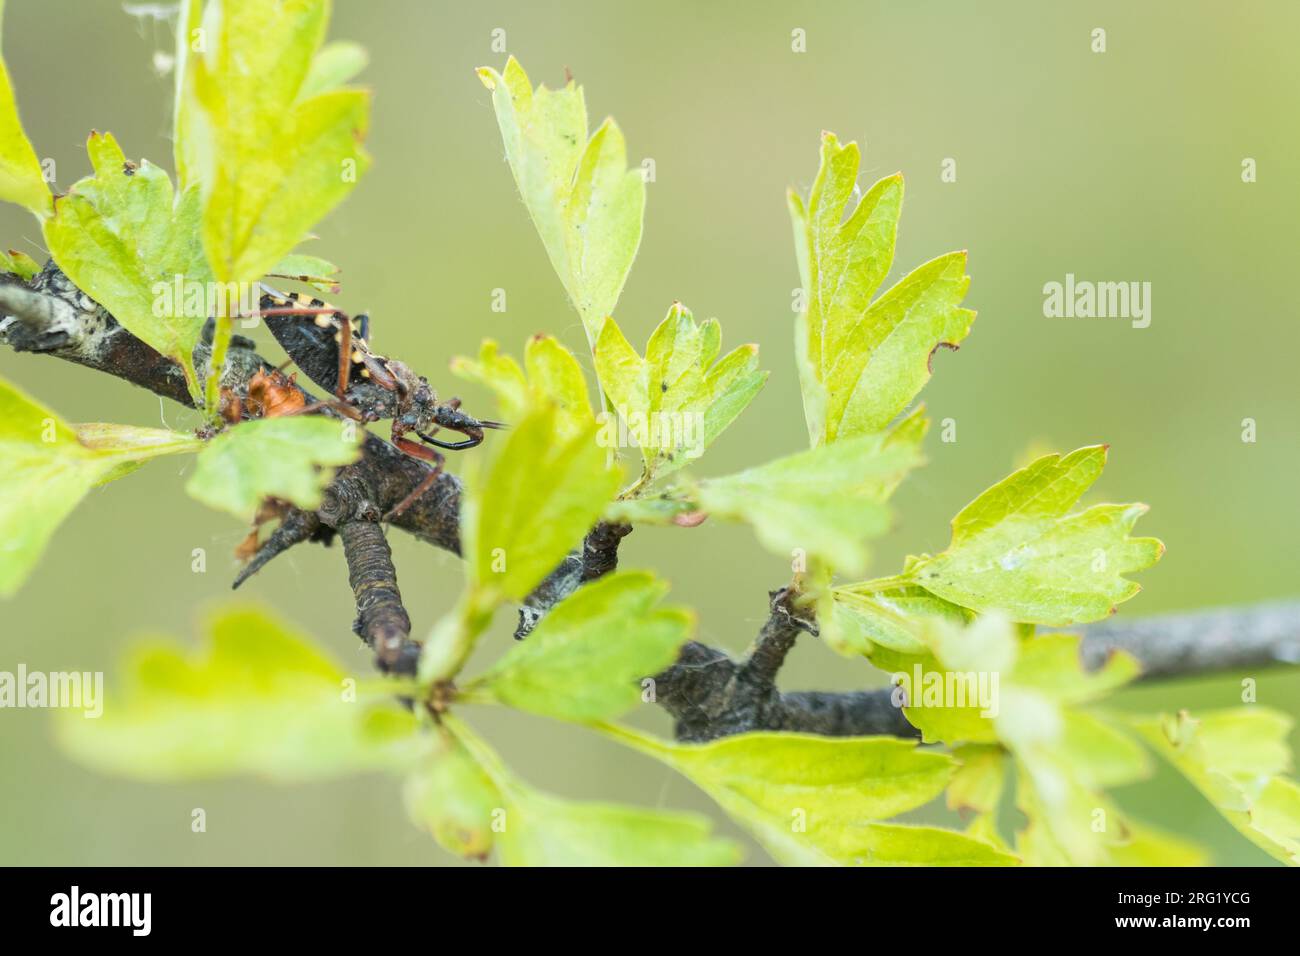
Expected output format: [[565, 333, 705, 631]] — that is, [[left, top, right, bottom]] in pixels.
[[299, 40, 369, 99], [904, 619, 1142, 746], [268, 251, 342, 293], [466, 404, 620, 602], [907, 614, 1162, 865], [478, 57, 644, 345], [1132, 708, 1300, 866], [594, 307, 767, 484], [42, 131, 212, 401], [0, 247, 38, 279], [0, 0, 51, 217], [828, 583, 971, 661], [464, 571, 692, 722], [694, 432, 921, 575], [603, 487, 697, 526], [404, 730, 503, 861], [184, 415, 362, 520], [452, 336, 595, 443], [56, 605, 422, 781], [789, 132, 973, 445], [0, 376, 200, 596], [902, 446, 1164, 625], [947, 744, 1006, 817], [187, 0, 370, 284]]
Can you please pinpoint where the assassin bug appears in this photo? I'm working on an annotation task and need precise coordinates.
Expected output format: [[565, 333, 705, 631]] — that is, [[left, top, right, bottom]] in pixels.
[[254, 288, 504, 519]]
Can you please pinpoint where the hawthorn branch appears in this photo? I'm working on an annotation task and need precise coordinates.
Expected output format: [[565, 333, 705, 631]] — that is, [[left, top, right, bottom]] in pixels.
[[655, 597, 1300, 741], [514, 521, 633, 638], [5, 263, 1299, 737]]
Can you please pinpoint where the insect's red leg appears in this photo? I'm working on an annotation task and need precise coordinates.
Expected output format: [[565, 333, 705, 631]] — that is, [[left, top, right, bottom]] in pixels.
[[292, 399, 365, 421], [359, 352, 399, 391], [385, 435, 445, 521]]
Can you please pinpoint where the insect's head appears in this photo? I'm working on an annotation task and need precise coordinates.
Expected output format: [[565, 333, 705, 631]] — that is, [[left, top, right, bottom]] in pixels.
[[385, 358, 440, 432]]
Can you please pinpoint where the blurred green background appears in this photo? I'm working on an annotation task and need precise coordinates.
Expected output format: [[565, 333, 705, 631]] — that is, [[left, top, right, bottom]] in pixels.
[[2, 0, 1298, 865]]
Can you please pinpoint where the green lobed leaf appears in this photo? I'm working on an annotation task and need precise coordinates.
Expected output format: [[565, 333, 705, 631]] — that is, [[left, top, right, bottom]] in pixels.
[[465, 571, 692, 722], [903, 446, 1164, 625], [0, 0, 50, 217], [601, 726, 1007, 866], [694, 432, 921, 575], [0, 376, 200, 596], [466, 404, 620, 602], [42, 131, 212, 399], [789, 132, 973, 445], [187, 0, 370, 284], [908, 614, 1163, 865], [451, 336, 595, 443], [184, 415, 362, 520], [594, 307, 767, 484], [1132, 708, 1300, 866], [56, 605, 422, 781], [478, 57, 644, 345]]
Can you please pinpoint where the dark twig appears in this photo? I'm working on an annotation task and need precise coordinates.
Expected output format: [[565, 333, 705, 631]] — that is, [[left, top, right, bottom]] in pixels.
[[1074, 600, 1300, 678], [231, 508, 324, 590], [336, 519, 417, 675], [514, 521, 632, 638], [655, 598, 1300, 741], [655, 588, 825, 742]]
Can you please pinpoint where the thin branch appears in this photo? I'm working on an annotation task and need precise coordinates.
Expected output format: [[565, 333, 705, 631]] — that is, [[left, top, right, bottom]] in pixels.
[[515, 522, 632, 638], [1074, 600, 1300, 677], [656, 599, 1300, 741], [336, 518, 417, 675]]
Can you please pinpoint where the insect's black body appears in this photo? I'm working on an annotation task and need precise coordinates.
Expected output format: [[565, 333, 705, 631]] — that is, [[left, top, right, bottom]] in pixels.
[[255, 286, 504, 519], [260, 289, 400, 419]]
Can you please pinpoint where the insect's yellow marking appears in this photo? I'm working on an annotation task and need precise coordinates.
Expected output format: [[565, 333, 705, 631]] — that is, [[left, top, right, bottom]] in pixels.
[[351, 350, 364, 364], [316, 314, 334, 328], [360, 368, 371, 378]]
